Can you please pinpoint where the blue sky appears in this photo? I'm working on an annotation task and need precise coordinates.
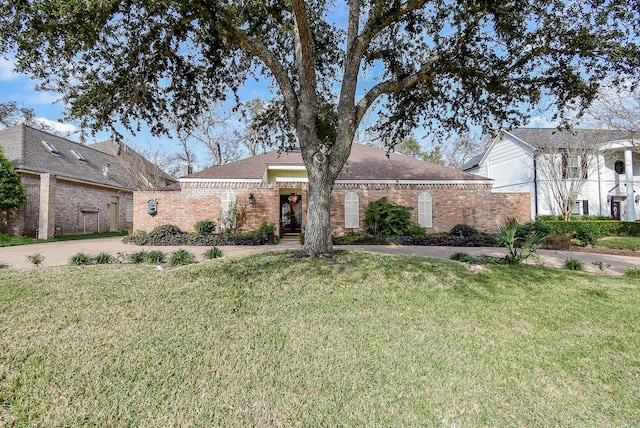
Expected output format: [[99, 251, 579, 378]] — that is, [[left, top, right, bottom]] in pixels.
[[1, 50, 558, 171]]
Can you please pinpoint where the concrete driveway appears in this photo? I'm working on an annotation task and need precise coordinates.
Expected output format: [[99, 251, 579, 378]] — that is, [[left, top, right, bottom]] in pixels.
[[0, 236, 638, 276]]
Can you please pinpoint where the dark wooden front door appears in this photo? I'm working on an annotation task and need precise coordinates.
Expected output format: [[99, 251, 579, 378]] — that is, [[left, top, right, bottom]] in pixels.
[[280, 193, 302, 233], [611, 201, 621, 220]]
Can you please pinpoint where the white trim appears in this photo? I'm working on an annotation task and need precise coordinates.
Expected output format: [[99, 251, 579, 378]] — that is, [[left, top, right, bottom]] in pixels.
[[418, 192, 433, 228], [335, 179, 493, 185], [345, 192, 359, 228], [179, 178, 263, 183], [275, 177, 309, 183], [267, 165, 307, 171]]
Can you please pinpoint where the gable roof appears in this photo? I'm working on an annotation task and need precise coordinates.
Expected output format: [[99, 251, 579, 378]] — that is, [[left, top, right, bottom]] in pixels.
[[506, 128, 635, 150], [183, 143, 488, 183], [0, 124, 139, 190], [463, 127, 639, 172], [89, 140, 177, 186]]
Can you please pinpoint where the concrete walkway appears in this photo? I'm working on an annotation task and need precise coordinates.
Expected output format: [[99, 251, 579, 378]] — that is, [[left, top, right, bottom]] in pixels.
[[0, 236, 638, 276]]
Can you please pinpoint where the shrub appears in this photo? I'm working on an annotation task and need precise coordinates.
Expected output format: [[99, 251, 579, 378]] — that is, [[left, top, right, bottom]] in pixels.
[[449, 224, 478, 238], [69, 252, 92, 265], [145, 250, 166, 264], [257, 222, 276, 234], [0, 262, 7, 269], [27, 253, 44, 266], [450, 252, 475, 263], [495, 218, 546, 264], [575, 223, 601, 246], [531, 221, 553, 236], [405, 222, 427, 236], [169, 249, 196, 266], [128, 250, 149, 264], [365, 197, 413, 237], [94, 252, 113, 264], [194, 219, 217, 236], [203, 246, 223, 259], [564, 257, 584, 271], [625, 267, 640, 278]]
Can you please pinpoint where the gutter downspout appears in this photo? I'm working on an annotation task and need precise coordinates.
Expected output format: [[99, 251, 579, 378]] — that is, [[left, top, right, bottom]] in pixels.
[[533, 155, 539, 218]]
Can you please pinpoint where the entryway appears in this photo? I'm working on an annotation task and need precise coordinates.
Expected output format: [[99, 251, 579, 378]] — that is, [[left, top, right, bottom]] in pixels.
[[279, 190, 302, 235]]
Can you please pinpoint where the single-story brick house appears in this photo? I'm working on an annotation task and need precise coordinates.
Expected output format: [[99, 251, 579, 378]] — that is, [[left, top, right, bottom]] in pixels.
[[0, 124, 176, 238], [134, 143, 530, 236]]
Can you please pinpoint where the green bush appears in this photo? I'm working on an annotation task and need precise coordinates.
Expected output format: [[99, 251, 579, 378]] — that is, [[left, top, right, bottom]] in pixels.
[[365, 197, 413, 237], [203, 246, 223, 259], [537, 220, 640, 237], [575, 223, 601, 246], [94, 252, 113, 264], [625, 267, 640, 278], [564, 257, 584, 271], [145, 250, 166, 264], [69, 252, 92, 265], [27, 253, 44, 266], [450, 252, 475, 263], [169, 249, 196, 266], [128, 250, 149, 264], [194, 219, 217, 236], [405, 222, 427, 236], [257, 222, 276, 234], [495, 218, 546, 264]]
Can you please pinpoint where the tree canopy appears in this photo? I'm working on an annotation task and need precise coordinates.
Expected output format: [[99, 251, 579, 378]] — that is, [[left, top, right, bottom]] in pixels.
[[2, 0, 638, 255], [0, 147, 26, 213]]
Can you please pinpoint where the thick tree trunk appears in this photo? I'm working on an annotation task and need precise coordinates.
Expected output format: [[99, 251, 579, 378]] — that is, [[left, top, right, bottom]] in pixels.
[[303, 173, 334, 256]]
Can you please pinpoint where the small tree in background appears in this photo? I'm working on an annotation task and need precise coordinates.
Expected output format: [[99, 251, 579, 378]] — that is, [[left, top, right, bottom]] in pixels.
[[0, 147, 26, 228]]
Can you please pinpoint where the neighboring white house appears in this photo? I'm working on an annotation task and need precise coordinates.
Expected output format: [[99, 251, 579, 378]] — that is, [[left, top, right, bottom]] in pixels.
[[462, 128, 639, 221]]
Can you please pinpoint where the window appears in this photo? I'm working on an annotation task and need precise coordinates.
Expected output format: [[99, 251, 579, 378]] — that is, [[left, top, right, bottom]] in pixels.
[[220, 190, 236, 230], [418, 192, 433, 228], [562, 153, 588, 179], [344, 192, 359, 228], [126, 196, 134, 222], [42, 140, 60, 155], [571, 200, 589, 215], [614, 160, 625, 174], [572, 201, 581, 215], [70, 149, 87, 162]]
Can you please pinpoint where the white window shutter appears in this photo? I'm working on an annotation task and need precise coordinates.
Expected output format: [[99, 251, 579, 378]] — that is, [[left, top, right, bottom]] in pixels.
[[345, 192, 359, 228], [418, 192, 432, 228]]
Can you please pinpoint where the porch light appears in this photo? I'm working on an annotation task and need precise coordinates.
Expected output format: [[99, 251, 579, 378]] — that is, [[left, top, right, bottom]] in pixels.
[[635, 195, 639, 204], [248, 193, 255, 205]]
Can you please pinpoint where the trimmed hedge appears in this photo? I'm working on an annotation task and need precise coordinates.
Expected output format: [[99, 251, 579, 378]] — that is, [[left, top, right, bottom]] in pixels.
[[537, 220, 640, 237]]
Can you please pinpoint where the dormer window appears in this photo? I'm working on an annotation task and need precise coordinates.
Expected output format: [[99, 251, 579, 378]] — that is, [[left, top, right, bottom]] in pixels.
[[71, 149, 87, 162], [42, 140, 60, 155]]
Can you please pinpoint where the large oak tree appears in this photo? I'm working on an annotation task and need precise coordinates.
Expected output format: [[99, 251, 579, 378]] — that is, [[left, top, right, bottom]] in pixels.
[[2, 0, 638, 255]]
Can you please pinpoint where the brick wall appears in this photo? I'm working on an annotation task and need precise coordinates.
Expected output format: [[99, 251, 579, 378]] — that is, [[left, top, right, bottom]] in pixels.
[[1, 173, 132, 237], [134, 181, 531, 236]]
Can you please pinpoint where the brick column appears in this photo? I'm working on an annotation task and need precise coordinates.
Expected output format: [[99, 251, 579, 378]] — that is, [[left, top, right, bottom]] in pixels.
[[38, 173, 56, 239]]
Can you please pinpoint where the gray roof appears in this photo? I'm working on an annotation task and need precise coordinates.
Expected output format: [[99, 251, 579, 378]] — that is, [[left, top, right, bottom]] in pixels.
[[1, 124, 144, 190], [185, 143, 487, 182], [507, 128, 636, 149], [460, 153, 483, 171]]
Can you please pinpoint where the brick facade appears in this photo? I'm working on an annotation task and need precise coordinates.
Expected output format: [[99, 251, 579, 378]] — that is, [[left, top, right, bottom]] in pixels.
[[133, 181, 530, 236], [1, 173, 133, 238]]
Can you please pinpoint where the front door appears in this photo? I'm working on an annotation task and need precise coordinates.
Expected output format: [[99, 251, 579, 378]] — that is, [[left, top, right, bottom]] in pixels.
[[110, 196, 119, 231], [611, 201, 621, 220], [280, 192, 302, 234]]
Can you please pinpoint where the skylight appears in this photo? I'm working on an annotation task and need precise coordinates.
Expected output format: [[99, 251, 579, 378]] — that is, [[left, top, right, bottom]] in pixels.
[[71, 149, 87, 162], [42, 140, 60, 155]]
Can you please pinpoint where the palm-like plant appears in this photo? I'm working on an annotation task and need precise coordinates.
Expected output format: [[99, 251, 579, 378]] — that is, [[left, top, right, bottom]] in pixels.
[[496, 218, 546, 264]]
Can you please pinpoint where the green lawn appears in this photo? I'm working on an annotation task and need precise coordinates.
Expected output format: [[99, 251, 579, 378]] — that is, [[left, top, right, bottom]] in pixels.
[[0, 231, 128, 247], [596, 236, 640, 252], [1, 251, 639, 426]]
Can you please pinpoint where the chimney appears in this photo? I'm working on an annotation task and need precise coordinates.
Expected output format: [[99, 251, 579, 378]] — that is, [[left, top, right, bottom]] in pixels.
[[181, 164, 193, 177]]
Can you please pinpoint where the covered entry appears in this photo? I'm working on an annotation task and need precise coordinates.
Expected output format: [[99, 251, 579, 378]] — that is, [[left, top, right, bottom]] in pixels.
[[280, 190, 302, 234]]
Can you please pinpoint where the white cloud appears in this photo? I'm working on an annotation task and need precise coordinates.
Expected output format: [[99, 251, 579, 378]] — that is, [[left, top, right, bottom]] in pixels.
[[34, 117, 78, 135], [0, 57, 18, 82]]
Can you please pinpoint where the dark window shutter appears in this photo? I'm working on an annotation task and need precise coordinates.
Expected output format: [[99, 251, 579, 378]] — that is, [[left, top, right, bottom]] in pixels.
[[582, 200, 589, 215]]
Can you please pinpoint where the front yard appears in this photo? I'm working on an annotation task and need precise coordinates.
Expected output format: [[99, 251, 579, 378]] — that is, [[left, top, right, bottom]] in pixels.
[[1, 251, 638, 426]]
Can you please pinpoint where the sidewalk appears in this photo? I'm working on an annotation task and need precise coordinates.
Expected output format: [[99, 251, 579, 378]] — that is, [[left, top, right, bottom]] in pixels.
[[0, 236, 637, 275]]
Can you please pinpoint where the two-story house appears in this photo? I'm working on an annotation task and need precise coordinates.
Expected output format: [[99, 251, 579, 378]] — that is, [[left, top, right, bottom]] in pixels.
[[463, 128, 639, 221]]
